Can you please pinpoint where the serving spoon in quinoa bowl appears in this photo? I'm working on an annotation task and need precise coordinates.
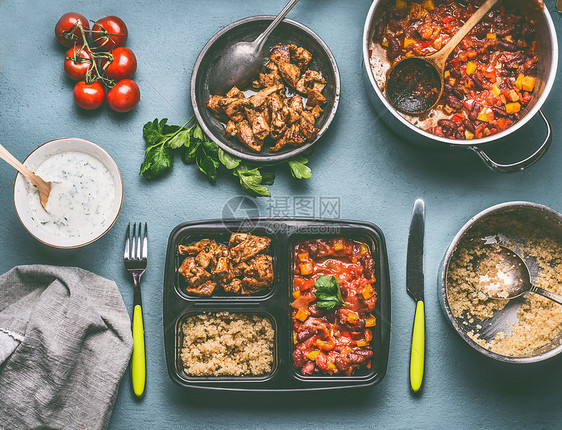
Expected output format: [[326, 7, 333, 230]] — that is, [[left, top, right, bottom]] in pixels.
[[472, 243, 562, 305], [386, 0, 500, 115]]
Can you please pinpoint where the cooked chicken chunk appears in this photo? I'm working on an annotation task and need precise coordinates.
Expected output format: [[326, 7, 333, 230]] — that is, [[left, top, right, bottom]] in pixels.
[[228, 233, 272, 263], [277, 61, 301, 88], [178, 257, 212, 288], [296, 70, 326, 94], [306, 89, 327, 108], [250, 83, 284, 109], [185, 280, 217, 296], [252, 110, 271, 141], [226, 86, 244, 99], [241, 254, 274, 293], [236, 120, 262, 152], [270, 44, 291, 63], [225, 120, 237, 137], [289, 44, 313, 71], [287, 95, 304, 124], [223, 277, 242, 294]]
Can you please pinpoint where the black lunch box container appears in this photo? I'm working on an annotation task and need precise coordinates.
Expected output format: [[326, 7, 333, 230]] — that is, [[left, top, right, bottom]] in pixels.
[[163, 218, 391, 391]]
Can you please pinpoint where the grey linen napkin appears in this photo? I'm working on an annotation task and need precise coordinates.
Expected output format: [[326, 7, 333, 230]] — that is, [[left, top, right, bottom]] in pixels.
[[0, 265, 133, 430]]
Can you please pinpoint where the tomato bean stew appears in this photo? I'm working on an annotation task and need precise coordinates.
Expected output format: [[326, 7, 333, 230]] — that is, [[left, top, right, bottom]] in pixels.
[[292, 238, 377, 376], [370, 0, 538, 139]]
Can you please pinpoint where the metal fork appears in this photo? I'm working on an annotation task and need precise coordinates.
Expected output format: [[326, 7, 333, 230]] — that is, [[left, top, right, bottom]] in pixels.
[[124, 222, 147, 399]]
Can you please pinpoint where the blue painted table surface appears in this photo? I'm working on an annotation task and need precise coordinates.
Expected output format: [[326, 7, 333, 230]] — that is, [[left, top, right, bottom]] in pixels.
[[1, 0, 562, 428]]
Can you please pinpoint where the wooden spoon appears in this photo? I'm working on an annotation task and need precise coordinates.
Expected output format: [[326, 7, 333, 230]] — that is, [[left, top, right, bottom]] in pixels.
[[387, 0, 500, 115], [0, 143, 51, 210]]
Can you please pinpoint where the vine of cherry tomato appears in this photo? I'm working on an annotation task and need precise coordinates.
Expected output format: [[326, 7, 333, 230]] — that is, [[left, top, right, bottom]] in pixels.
[[55, 13, 140, 112]]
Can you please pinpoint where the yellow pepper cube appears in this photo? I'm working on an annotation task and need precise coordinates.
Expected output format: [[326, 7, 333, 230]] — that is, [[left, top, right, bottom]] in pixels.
[[327, 362, 336, 372], [521, 76, 535, 92], [347, 312, 360, 324], [396, 0, 408, 10], [492, 84, 501, 96], [466, 62, 477, 75], [464, 130, 475, 140], [507, 90, 519, 102], [515, 74, 524, 90], [359, 244, 369, 255], [423, 0, 435, 10], [404, 38, 416, 48], [292, 290, 301, 299], [333, 238, 344, 251], [487, 33, 496, 39], [365, 316, 377, 327], [505, 102, 521, 114], [362, 285, 375, 300], [306, 350, 320, 360], [295, 309, 310, 322], [300, 262, 313, 276], [293, 332, 298, 344], [477, 109, 489, 123], [298, 252, 309, 262], [356, 340, 369, 347], [381, 38, 389, 48]]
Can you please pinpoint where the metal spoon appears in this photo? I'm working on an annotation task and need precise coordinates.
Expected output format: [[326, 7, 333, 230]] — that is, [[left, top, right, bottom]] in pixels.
[[0, 143, 51, 210], [208, 0, 300, 94], [474, 244, 562, 305], [387, 0, 500, 115]]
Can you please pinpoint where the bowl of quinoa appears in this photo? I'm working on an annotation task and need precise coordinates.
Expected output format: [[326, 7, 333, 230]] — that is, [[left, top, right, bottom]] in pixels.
[[179, 312, 275, 377], [440, 202, 562, 363]]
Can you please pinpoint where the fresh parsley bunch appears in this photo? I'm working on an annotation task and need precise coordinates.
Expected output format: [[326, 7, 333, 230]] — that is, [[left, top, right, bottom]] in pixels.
[[140, 117, 312, 196]]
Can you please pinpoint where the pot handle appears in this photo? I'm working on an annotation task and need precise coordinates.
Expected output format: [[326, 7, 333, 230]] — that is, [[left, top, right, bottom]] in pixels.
[[469, 109, 552, 173]]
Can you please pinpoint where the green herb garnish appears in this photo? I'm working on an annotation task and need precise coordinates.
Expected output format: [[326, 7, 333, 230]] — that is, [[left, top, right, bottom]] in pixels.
[[314, 275, 345, 310], [139, 117, 312, 196]]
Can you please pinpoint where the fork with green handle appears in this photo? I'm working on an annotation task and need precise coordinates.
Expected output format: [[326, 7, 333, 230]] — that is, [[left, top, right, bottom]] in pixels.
[[124, 222, 147, 398]]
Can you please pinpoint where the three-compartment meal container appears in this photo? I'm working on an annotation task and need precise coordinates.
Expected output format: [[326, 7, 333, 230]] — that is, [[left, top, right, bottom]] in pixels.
[[163, 218, 391, 391]]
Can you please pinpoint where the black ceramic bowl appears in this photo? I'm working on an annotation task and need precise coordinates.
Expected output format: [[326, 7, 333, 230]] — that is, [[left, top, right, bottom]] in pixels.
[[191, 16, 340, 164]]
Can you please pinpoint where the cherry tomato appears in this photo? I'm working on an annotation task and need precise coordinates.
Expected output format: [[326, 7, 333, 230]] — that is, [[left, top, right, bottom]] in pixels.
[[73, 81, 105, 110], [55, 12, 89, 48], [102, 47, 137, 81], [91, 16, 128, 50], [64, 46, 93, 81], [107, 79, 140, 112]]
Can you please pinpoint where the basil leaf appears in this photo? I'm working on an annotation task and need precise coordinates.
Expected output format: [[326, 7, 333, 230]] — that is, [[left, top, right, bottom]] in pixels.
[[288, 157, 312, 179], [235, 166, 271, 197], [218, 148, 241, 170], [168, 129, 190, 149], [314, 275, 344, 310], [140, 145, 174, 179]]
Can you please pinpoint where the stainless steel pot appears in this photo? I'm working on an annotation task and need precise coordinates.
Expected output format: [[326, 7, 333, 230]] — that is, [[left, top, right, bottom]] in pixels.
[[363, 0, 558, 173], [438, 201, 562, 363]]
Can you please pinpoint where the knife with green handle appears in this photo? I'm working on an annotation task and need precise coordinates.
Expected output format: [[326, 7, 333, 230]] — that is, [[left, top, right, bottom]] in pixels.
[[407, 199, 425, 393]]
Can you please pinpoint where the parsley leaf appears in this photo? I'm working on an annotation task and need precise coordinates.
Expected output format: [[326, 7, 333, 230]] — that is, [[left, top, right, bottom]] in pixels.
[[140, 145, 174, 179], [288, 157, 312, 179], [314, 275, 345, 310], [234, 166, 271, 197], [218, 148, 241, 170]]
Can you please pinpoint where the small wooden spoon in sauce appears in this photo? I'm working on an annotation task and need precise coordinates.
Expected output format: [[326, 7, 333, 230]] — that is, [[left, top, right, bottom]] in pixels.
[[0, 143, 51, 210], [387, 0, 500, 115]]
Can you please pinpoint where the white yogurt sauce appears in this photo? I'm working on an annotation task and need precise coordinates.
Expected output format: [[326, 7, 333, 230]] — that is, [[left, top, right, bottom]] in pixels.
[[27, 151, 116, 240]]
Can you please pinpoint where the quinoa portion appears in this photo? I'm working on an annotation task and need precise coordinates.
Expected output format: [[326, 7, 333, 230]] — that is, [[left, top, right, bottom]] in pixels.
[[180, 312, 274, 377], [446, 214, 562, 357]]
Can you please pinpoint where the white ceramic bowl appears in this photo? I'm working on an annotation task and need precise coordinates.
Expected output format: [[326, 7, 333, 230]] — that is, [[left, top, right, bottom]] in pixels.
[[13, 137, 124, 248]]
